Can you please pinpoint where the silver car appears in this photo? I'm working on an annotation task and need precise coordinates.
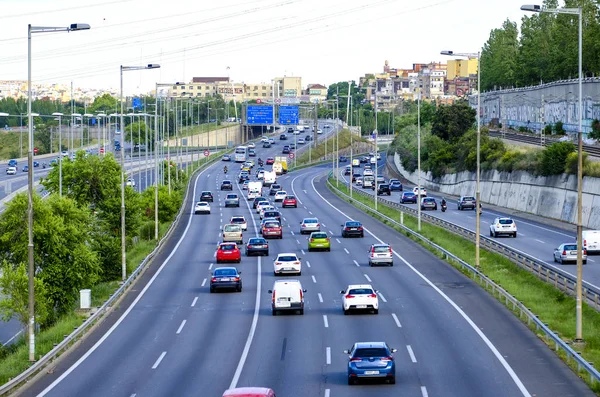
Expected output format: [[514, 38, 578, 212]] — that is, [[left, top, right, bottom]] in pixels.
[[224, 194, 240, 208], [300, 218, 320, 234], [553, 243, 587, 264]]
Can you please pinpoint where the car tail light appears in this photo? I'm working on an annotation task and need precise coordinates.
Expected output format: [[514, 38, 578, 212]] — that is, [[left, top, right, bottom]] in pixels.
[[309, 238, 314, 243], [350, 358, 362, 362], [562, 250, 567, 255], [234, 277, 240, 281], [584, 239, 587, 247], [388, 247, 393, 254], [294, 261, 300, 265], [275, 262, 281, 266], [369, 293, 377, 298], [358, 226, 363, 231], [316, 224, 320, 227], [345, 294, 355, 299], [211, 277, 217, 282], [326, 237, 330, 241], [299, 289, 303, 300], [380, 356, 393, 362], [584, 249, 587, 254]]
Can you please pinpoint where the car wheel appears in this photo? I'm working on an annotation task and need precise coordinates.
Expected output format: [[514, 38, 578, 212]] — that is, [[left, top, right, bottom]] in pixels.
[[272, 310, 277, 316], [327, 248, 331, 252], [390, 262, 393, 267], [297, 271, 301, 276], [493, 231, 497, 238], [374, 309, 379, 314], [490, 230, 493, 237], [210, 287, 215, 293], [274, 271, 277, 276], [584, 260, 588, 265], [369, 261, 373, 267], [308, 248, 312, 252], [553, 255, 557, 262], [237, 259, 241, 263], [299, 309, 304, 315], [348, 377, 356, 386], [361, 233, 364, 238], [388, 376, 396, 385], [343, 308, 348, 315], [513, 232, 517, 238], [237, 286, 242, 292]]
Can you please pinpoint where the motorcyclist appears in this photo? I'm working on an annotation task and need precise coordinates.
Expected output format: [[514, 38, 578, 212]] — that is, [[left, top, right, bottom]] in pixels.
[[223, 166, 228, 174], [441, 197, 447, 207]]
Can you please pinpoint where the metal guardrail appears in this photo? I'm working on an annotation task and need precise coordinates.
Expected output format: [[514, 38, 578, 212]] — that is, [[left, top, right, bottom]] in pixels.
[[326, 173, 600, 386], [0, 150, 227, 395]]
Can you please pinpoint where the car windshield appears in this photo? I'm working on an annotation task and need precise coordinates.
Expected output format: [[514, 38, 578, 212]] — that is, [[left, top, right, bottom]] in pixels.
[[348, 288, 374, 295], [353, 348, 387, 358], [498, 219, 514, 225], [564, 245, 578, 250], [278, 255, 298, 262], [248, 238, 266, 244], [312, 233, 327, 239], [214, 268, 237, 276], [373, 246, 389, 253], [220, 244, 237, 251], [346, 222, 361, 227]]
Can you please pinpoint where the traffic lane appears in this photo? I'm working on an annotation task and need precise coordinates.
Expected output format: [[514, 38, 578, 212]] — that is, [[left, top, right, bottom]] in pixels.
[[344, 165, 600, 288], [307, 170, 594, 397], [0, 312, 23, 346], [32, 160, 257, 396]]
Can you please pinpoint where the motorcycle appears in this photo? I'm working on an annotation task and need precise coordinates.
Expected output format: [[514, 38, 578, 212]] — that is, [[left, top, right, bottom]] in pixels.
[[441, 203, 447, 212], [42, 163, 46, 169], [223, 167, 228, 174]]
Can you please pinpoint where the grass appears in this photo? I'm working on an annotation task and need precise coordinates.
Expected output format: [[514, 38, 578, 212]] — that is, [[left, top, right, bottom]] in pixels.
[[295, 129, 371, 167], [329, 177, 600, 393]]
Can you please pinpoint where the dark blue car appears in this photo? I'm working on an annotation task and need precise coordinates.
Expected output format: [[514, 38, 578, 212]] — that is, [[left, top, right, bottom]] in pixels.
[[400, 191, 416, 204], [389, 179, 403, 191], [345, 341, 397, 385]]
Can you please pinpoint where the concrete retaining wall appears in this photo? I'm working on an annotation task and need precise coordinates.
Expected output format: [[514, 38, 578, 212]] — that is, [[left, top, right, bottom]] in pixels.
[[164, 125, 242, 148], [393, 153, 600, 229]]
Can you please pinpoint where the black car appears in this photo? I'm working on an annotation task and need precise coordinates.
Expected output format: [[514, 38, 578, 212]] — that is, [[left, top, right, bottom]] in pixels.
[[210, 267, 242, 293], [269, 184, 282, 195], [221, 180, 233, 191], [33, 161, 39, 167], [253, 196, 267, 209], [282, 146, 290, 154], [287, 127, 294, 133], [375, 183, 391, 196], [289, 143, 296, 150], [359, 156, 369, 163], [246, 237, 269, 256], [344, 166, 352, 175], [341, 221, 364, 238], [280, 134, 287, 140], [400, 191, 417, 204], [352, 172, 361, 183], [200, 191, 213, 202], [305, 135, 312, 141]]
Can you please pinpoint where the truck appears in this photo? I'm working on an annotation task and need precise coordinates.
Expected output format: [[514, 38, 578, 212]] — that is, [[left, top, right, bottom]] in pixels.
[[274, 156, 288, 174], [247, 181, 263, 200], [263, 171, 276, 187], [273, 162, 283, 175]]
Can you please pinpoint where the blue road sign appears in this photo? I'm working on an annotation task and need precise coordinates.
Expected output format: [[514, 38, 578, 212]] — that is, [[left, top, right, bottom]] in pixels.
[[247, 105, 273, 125], [132, 97, 142, 110], [278, 105, 299, 125]]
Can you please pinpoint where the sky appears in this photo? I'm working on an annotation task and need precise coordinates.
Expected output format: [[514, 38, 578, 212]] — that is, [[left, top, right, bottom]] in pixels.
[[0, 0, 530, 96]]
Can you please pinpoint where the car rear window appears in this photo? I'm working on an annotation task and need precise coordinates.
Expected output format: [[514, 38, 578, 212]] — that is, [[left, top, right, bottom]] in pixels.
[[214, 268, 237, 276], [220, 244, 236, 251], [373, 246, 389, 253], [285, 196, 295, 199], [201, 191, 211, 195], [278, 255, 298, 262], [304, 219, 317, 224], [222, 181, 232, 184], [226, 194, 237, 199], [353, 348, 387, 358], [265, 222, 280, 228], [249, 238, 266, 244], [231, 217, 245, 223], [404, 192, 415, 197], [564, 245, 577, 250], [346, 222, 361, 227], [264, 211, 280, 217], [312, 233, 327, 239], [498, 219, 514, 225], [462, 196, 475, 201], [348, 288, 374, 295], [224, 225, 241, 232]]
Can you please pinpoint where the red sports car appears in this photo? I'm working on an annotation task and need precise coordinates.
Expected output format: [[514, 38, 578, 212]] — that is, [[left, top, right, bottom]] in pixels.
[[266, 157, 275, 165], [282, 195, 297, 208], [216, 242, 241, 263]]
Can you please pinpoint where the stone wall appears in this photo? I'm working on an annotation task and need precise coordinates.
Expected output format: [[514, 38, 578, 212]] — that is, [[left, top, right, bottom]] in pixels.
[[393, 153, 600, 228]]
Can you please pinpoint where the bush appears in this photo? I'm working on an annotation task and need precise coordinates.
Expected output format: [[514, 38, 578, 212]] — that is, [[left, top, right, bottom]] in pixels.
[[543, 124, 552, 136], [590, 119, 600, 140], [496, 150, 525, 172], [138, 221, 156, 241], [539, 141, 575, 176], [554, 121, 565, 135], [565, 151, 590, 175]]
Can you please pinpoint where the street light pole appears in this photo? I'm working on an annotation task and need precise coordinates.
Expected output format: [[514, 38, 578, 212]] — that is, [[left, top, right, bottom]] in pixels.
[[27, 22, 90, 363], [521, 3, 584, 341], [52, 113, 63, 196], [120, 64, 160, 281]]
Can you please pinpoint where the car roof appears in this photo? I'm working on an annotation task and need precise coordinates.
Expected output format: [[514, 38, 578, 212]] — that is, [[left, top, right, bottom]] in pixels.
[[353, 341, 388, 349], [273, 279, 302, 286], [218, 243, 238, 248], [196, 201, 209, 205], [347, 284, 374, 290], [231, 216, 246, 220], [371, 243, 390, 248]]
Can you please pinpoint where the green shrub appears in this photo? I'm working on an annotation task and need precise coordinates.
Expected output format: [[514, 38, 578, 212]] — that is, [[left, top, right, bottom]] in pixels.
[[539, 141, 575, 176], [138, 221, 156, 241], [590, 119, 600, 140], [554, 121, 565, 135], [543, 124, 552, 136]]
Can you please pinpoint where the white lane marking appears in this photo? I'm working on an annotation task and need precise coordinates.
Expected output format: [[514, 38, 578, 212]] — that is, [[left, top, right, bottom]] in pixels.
[[535, 239, 545, 244], [201, 278, 207, 287], [309, 211, 313, 215], [520, 232, 526, 236], [152, 351, 167, 369], [312, 275, 317, 283], [191, 297, 198, 307], [326, 346, 331, 364], [378, 292, 387, 303], [322, 223, 327, 227], [130, 394, 136, 397], [296, 239, 300, 244], [407, 345, 417, 363], [323, 315, 329, 328], [306, 261, 311, 268], [589, 259, 596, 263], [318, 293, 323, 303], [303, 189, 307, 193], [209, 263, 214, 270], [213, 251, 217, 257], [421, 386, 429, 397], [2, 329, 23, 347], [176, 320, 187, 334], [392, 313, 402, 328], [310, 174, 532, 397], [301, 249, 306, 255], [336, 238, 341, 244], [344, 248, 349, 254], [304, 206, 307, 209], [353, 260, 360, 267], [364, 274, 372, 282], [38, 164, 221, 396], [325, 389, 330, 397], [291, 231, 295, 235]]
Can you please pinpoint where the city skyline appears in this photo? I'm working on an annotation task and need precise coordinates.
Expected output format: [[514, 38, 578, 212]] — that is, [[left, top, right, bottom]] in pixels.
[[1, 0, 528, 95]]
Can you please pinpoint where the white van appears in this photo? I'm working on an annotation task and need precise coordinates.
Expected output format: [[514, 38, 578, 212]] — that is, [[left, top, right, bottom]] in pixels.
[[582, 230, 600, 253], [268, 280, 306, 315]]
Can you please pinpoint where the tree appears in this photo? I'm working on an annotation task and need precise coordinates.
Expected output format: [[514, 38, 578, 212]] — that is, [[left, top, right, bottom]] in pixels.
[[431, 101, 476, 142], [89, 93, 117, 114], [0, 261, 50, 331], [481, 19, 520, 91], [539, 141, 575, 176]]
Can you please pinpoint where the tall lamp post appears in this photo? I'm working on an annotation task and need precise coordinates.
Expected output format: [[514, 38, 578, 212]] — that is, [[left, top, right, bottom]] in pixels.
[[51, 112, 64, 196], [27, 22, 90, 362], [120, 64, 160, 281], [521, 3, 584, 342], [441, 49, 481, 269]]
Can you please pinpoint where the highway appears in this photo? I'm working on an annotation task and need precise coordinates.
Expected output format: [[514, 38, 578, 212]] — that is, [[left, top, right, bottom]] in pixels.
[[21, 124, 593, 396], [335, 155, 600, 290]]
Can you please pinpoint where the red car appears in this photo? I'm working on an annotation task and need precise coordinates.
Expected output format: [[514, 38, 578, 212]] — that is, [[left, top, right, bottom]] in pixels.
[[266, 157, 275, 165], [216, 242, 241, 263], [282, 195, 297, 208], [261, 221, 283, 239]]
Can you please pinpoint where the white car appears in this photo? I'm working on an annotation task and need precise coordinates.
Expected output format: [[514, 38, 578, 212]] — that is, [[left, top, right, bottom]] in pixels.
[[247, 142, 256, 149], [340, 284, 379, 315], [489, 217, 517, 238], [261, 136, 269, 143], [268, 138, 275, 144], [300, 217, 320, 234], [370, 157, 376, 165], [297, 137, 305, 144], [256, 201, 272, 213], [412, 186, 427, 197], [6, 166, 16, 175], [273, 252, 302, 276], [230, 215, 247, 231], [317, 129, 323, 134], [257, 170, 265, 180], [274, 191, 287, 202], [194, 201, 211, 215], [126, 178, 136, 187], [356, 177, 363, 186], [363, 169, 373, 177], [260, 205, 276, 219]]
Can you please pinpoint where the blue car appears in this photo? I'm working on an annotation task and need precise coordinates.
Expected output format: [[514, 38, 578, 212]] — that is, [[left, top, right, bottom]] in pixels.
[[389, 179, 403, 191], [22, 165, 29, 172], [33, 161, 39, 167], [345, 342, 397, 385], [339, 156, 348, 162], [400, 191, 417, 204]]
